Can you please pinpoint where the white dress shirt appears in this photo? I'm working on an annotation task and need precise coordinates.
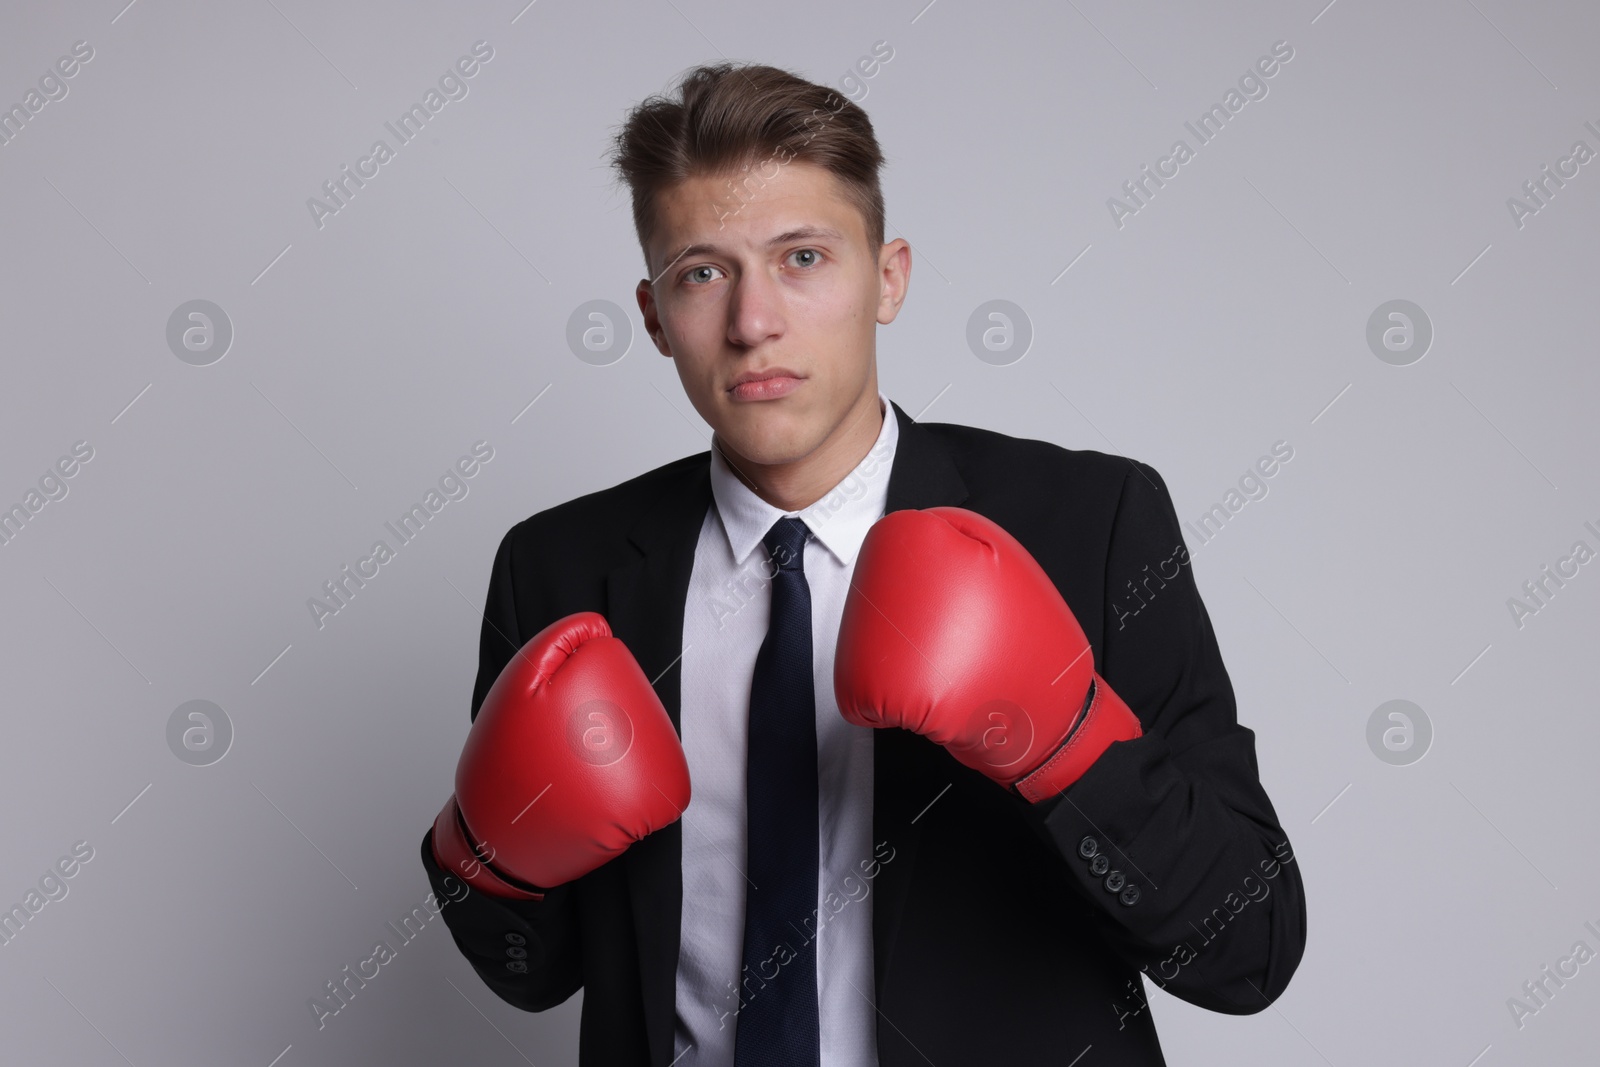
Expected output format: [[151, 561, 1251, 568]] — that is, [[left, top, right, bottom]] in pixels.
[[673, 392, 899, 1067]]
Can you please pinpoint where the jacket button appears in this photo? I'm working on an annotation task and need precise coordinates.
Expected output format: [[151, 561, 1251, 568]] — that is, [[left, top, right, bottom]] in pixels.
[[1077, 836, 1098, 859], [506, 959, 528, 973], [505, 932, 526, 946], [1119, 883, 1141, 906], [1089, 854, 1110, 877], [506, 946, 527, 960], [1104, 870, 1125, 893]]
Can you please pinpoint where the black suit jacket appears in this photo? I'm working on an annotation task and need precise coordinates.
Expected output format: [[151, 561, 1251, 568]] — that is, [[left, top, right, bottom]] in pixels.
[[420, 400, 1307, 1065]]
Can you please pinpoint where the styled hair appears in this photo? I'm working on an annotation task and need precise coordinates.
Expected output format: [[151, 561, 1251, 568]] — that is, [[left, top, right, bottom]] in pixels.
[[608, 62, 886, 271]]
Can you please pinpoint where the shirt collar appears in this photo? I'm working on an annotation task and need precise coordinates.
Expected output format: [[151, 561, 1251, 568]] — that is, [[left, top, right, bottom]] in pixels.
[[709, 391, 899, 570]]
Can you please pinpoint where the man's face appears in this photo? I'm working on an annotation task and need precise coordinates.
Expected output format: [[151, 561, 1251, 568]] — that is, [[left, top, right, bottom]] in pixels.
[[637, 161, 909, 469]]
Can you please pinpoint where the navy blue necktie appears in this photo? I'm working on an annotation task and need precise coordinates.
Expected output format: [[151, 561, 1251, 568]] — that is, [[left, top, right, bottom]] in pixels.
[[733, 516, 821, 1067]]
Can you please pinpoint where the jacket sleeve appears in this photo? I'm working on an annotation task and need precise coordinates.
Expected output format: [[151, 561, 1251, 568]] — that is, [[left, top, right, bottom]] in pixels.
[[419, 520, 584, 1012], [1017, 458, 1307, 1014]]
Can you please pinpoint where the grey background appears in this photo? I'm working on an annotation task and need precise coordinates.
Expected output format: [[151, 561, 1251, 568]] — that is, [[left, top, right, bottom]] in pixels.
[[1, 0, 1595, 1063]]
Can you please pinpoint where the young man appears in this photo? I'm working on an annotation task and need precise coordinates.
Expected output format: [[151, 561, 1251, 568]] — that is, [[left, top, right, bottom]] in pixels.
[[421, 62, 1306, 1066]]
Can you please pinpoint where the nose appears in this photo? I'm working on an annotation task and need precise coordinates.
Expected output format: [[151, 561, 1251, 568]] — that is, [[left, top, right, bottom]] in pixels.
[[725, 267, 784, 349]]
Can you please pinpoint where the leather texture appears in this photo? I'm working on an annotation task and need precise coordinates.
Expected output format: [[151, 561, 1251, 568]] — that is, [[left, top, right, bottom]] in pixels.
[[835, 506, 1142, 797], [433, 610, 692, 898]]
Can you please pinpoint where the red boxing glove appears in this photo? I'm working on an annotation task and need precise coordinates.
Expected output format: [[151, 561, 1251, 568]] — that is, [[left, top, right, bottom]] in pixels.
[[835, 507, 1142, 803], [431, 611, 691, 899]]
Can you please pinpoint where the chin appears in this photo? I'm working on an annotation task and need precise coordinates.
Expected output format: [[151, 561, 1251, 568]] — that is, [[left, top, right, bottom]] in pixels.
[[716, 413, 817, 467], [722, 435, 810, 468]]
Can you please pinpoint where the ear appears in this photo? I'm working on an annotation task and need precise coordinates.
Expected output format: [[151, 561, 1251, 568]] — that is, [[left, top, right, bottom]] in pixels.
[[875, 238, 912, 325], [636, 278, 672, 357]]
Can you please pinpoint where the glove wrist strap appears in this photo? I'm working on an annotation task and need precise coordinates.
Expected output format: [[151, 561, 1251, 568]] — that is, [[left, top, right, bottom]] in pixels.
[[430, 797, 548, 901], [1014, 674, 1143, 804]]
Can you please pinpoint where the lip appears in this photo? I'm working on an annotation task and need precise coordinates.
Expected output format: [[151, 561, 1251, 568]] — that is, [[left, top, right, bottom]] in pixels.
[[727, 368, 804, 402]]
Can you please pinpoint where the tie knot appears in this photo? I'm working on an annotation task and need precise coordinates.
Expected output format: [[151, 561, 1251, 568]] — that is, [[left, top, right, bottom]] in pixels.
[[763, 516, 811, 573]]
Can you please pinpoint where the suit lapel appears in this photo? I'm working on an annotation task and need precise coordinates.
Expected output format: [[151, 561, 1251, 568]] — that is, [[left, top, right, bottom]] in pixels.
[[604, 401, 968, 1066], [607, 456, 712, 1067], [870, 401, 969, 1008]]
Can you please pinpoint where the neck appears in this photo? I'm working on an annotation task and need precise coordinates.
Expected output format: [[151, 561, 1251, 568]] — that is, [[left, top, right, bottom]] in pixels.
[[716, 389, 884, 513]]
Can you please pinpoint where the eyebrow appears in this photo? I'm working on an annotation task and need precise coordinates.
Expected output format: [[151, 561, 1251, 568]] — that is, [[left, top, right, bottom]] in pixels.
[[658, 226, 846, 280]]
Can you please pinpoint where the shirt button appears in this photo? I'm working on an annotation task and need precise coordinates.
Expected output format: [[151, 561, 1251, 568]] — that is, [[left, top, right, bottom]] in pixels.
[[1119, 884, 1142, 906], [1104, 870, 1126, 893], [1089, 854, 1111, 877], [1077, 836, 1099, 859]]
